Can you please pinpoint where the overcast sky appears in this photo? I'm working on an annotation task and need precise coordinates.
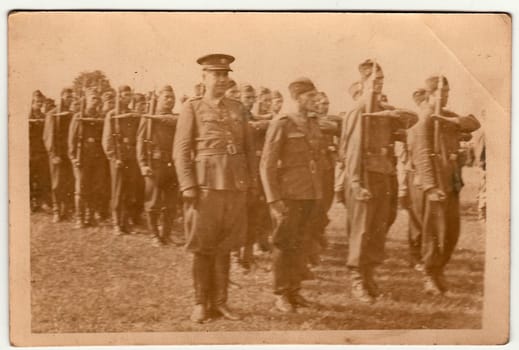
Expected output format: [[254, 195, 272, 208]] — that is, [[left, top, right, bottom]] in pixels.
[[9, 12, 510, 122]]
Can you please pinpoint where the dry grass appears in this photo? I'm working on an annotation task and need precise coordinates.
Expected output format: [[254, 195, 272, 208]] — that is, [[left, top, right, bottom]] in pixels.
[[30, 167, 484, 332]]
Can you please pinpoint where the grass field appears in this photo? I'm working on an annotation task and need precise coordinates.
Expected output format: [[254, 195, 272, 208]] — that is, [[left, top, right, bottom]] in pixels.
[[30, 167, 485, 332]]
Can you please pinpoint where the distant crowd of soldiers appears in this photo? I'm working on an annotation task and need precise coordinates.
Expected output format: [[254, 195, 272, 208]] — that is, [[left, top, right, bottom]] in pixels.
[[29, 53, 482, 323]]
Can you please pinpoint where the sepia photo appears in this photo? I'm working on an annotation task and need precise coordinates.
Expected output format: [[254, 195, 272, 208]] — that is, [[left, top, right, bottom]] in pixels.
[[8, 11, 511, 346]]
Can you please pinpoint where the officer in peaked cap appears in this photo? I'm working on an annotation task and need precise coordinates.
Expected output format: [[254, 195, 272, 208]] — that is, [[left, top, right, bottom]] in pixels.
[[174, 53, 257, 323]]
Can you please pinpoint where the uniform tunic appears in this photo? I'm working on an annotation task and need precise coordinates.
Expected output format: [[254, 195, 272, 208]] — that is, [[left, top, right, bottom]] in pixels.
[[173, 96, 257, 254], [407, 104, 480, 272], [260, 112, 323, 295], [43, 106, 75, 213], [68, 110, 107, 216], [136, 112, 178, 213], [29, 108, 51, 208], [102, 107, 141, 226], [338, 98, 417, 268]]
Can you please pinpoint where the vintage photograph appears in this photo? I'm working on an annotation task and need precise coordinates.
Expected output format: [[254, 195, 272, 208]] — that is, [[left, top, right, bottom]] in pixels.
[[8, 12, 510, 346]]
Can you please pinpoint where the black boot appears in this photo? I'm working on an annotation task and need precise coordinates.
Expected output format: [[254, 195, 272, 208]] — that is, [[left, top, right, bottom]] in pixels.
[[147, 212, 162, 247], [74, 195, 85, 229], [159, 209, 172, 245], [363, 265, 380, 298], [212, 253, 240, 320], [349, 267, 374, 303]]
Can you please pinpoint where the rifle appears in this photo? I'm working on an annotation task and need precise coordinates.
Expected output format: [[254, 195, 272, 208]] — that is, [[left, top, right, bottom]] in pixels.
[[361, 59, 378, 193], [145, 91, 157, 167], [76, 81, 87, 167], [112, 89, 123, 163], [432, 75, 446, 193]]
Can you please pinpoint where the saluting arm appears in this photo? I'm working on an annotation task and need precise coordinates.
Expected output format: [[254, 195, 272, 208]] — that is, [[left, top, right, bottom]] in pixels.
[[259, 119, 285, 203], [173, 102, 197, 192], [67, 114, 79, 163], [136, 117, 149, 172], [42, 112, 56, 158]]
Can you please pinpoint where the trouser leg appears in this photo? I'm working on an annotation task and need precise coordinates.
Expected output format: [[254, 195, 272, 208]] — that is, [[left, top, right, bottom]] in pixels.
[[193, 253, 212, 306], [212, 252, 231, 307]]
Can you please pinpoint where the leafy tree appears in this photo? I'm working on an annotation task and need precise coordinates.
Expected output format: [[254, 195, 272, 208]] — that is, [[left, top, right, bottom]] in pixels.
[[71, 70, 113, 97]]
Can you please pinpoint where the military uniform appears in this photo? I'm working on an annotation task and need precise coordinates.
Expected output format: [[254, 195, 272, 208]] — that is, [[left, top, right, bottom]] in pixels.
[[68, 106, 106, 227], [102, 96, 141, 234], [337, 63, 418, 300], [174, 54, 256, 321], [29, 107, 51, 211], [136, 107, 179, 245], [260, 78, 323, 309], [43, 103, 75, 220], [407, 102, 480, 290]]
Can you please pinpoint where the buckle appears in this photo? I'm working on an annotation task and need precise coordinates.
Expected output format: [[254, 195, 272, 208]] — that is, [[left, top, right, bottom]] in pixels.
[[227, 144, 237, 155]]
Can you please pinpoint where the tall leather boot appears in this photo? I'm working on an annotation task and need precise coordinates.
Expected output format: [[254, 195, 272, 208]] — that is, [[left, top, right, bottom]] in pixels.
[[159, 208, 172, 245], [212, 252, 240, 320], [349, 267, 374, 303], [74, 194, 85, 229], [363, 264, 380, 298], [51, 192, 61, 223], [191, 253, 210, 323], [147, 211, 162, 247], [112, 210, 123, 236]]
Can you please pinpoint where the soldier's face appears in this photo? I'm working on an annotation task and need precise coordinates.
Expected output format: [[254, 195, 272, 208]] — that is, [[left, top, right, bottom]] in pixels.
[[32, 97, 44, 110], [62, 92, 74, 106], [86, 95, 101, 109], [158, 91, 176, 111], [316, 97, 330, 115], [104, 100, 115, 112], [70, 100, 81, 113], [135, 101, 147, 113], [298, 89, 319, 113], [203, 71, 229, 97], [271, 98, 283, 113], [258, 93, 272, 113], [373, 72, 384, 94], [120, 91, 132, 105], [241, 92, 256, 110], [225, 86, 241, 100]]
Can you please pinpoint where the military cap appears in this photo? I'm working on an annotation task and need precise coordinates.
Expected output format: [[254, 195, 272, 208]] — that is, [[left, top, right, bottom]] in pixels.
[[133, 93, 146, 104], [118, 85, 132, 93], [348, 81, 363, 99], [358, 59, 383, 80], [412, 88, 427, 105], [61, 87, 74, 95], [425, 76, 449, 92], [159, 85, 174, 94], [32, 90, 44, 99], [240, 84, 256, 94], [101, 90, 115, 102], [258, 87, 271, 97], [271, 90, 283, 100], [197, 53, 235, 72], [288, 77, 316, 99]]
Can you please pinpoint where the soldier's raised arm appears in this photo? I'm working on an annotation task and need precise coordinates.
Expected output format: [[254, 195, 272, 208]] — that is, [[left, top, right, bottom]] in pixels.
[[260, 118, 286, 203], [173, 100, 197, 192], [412, 112, 437, 193], [136, 117, 148, 172], [67, 113, 80, 163], [42, 109, 57, 159]]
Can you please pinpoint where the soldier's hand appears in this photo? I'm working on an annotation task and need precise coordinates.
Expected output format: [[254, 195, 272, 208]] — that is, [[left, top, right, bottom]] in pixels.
[[141, 166, 153, 177], [115, 160, 124, 168], [269, 200, 288, 218], [431, 114, 459, 125], [183, 188, 199, 207], [51, 156, 62, 165], [334, 190, 346, 205], [426, 188, 446, 202], [354, 187, 372, 201], [73, 160, 81, 168]]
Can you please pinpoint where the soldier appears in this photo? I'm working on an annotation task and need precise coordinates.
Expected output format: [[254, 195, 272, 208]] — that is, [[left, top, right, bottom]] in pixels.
[[29, 90, 51, 212], [43, 87, 76, 222], [260, 77, 323, 312], [240, 87, 274, 270], [303, 91, 342, 268], [137, 86, 180, 247], [407, 76, 480, 295], [174, 54, 257, 323], [240, 84, 256, 112], [102, 85, 141, 235], [225, 79, 241, 101], [336, 60, 418, 302], [68, 88, 106, 228], [130, 93, 148, 226], [270, 90, 284, 115]]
